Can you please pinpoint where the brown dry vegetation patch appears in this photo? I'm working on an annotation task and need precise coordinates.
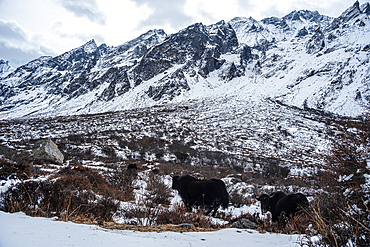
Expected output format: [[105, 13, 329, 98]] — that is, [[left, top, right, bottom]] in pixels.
[[69, 217, 221, 232]]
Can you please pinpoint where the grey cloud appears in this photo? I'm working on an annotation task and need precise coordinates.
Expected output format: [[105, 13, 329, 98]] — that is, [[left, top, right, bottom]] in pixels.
[[52, 21, 63, 30], [259, 5, 288, 19], [195, 2, 218, 23], [0, 20, 28, 42], [131, 0, 194, 30], [0, 41, 44, 64], [235, 0, 254, 12], [234, 0, 257, 17], [39, 45, 58, 56], [59, 0, 107, 25], [57, 29, 105, 45], [0, 20, 57, 65], [89, 34, 105, 44], [73, 33, 105, 44], [51, 20, 105, 46]]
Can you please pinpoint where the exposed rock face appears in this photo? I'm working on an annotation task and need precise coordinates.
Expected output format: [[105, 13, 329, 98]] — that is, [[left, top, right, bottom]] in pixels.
[[32, 138, 64, 164], [146, 69, 190, 101], [0, 59, 13, 78], [0, 2, 369, 118], [305, 28, 325, 54], [133, 21, 238, 84], [296, 27, 308, 37]]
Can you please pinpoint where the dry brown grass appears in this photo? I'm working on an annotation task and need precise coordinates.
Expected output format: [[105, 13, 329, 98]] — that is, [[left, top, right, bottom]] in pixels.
[[1, 164, 121, 222], [155, 204, 223, 229], [69, 215, 220, 232], [302, 118, 370, 247]]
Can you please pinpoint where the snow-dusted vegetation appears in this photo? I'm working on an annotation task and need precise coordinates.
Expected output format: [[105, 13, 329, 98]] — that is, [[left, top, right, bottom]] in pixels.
[[0, 96, 369, 246]]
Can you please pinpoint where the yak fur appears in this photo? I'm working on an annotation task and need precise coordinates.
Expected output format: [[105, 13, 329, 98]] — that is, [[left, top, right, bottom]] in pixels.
[[172, 175, 229, 216]]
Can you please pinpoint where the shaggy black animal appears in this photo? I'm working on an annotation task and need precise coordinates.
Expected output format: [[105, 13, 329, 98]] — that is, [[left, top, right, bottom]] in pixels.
[[172, 175, 229, 216], [257, 191, 287, 221], [257, 192, 309, 222]]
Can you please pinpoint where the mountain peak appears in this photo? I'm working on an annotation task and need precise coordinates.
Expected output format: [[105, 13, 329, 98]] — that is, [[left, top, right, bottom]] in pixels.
[[327, 0, 364, 30], [137, 29, 167, 40], [283, 9, 328, 24], [0, 59, 12, 78], [339, 0, 362, 21], [0, 59, 9, 66], [82, 39, 98, 54], [360, 2, 370, 14]]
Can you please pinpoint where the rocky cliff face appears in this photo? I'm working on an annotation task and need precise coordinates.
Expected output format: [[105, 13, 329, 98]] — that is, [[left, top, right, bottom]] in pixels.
[[0, 60, 13, 79], [0, 1, 369, 119]]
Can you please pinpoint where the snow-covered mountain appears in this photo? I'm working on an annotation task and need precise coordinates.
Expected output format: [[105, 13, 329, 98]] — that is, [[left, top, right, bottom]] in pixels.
[[0, 59, 13, 79], [0, 1, 369, 119]]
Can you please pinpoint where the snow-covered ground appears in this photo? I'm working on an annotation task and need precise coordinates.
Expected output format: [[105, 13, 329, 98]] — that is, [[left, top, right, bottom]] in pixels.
[[0, 211, 302, 247]]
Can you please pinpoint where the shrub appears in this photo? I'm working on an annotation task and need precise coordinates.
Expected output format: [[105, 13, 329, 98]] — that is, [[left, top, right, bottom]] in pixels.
[[174, 152, 189, 163], [106, 165, 135, 201], [303, 119, 370, 247], [229, 189, 251, 208], [115, 201, 163, 226], [145, 173, 172, 205], [0, 158, 36, 180], [1, 165, 120, 222], [156, 204, 221, 228]]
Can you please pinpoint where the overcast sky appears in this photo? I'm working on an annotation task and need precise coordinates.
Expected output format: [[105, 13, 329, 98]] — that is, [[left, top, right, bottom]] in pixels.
[[0, 0, 360, 67]]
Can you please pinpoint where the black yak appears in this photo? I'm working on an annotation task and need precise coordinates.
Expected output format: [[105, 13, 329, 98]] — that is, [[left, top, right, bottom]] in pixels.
[[172, 175, 229, 216], [257, 191, 309, 222], [257, 191, 287, 221]]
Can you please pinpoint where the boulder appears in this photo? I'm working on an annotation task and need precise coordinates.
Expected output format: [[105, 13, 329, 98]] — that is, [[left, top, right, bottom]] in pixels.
[[32, 138, 64, 164], [232, 218, 260, 229], [177, 223, 195, 228]]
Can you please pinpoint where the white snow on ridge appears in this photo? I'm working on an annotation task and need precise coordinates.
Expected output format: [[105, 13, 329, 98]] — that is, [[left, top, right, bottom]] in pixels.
[[1, 3, 369, 120]]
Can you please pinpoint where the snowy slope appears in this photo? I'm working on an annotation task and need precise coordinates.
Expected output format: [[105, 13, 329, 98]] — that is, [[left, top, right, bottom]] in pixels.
[[0, 211, 302, 247], [0, 2, 369, 119]]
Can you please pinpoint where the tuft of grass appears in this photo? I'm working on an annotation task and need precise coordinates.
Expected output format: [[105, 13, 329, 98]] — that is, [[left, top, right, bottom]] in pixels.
[[156, 204, 222, 229]]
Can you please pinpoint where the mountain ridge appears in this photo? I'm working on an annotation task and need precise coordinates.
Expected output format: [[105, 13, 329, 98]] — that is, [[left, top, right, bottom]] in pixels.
[[0, 59, 13, 79], [0, 1, 369, 119]]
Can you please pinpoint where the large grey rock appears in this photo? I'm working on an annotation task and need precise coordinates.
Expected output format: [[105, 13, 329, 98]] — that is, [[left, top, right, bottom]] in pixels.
[[177, 223, 195, 228], [232, 218, 260, 229], [32, 138, 64, 164]]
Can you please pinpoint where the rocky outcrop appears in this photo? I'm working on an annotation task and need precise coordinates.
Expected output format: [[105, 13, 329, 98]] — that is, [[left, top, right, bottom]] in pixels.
[[146, 69, 190, 101], [305, 28, 325, 54], [296, 27, 308, 37], [328, 1, 362, 30], [133, 21, 238, 85], [32, 138, 64, 164], [0, 60, 12, 78], [232, 218, 260, 230]]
